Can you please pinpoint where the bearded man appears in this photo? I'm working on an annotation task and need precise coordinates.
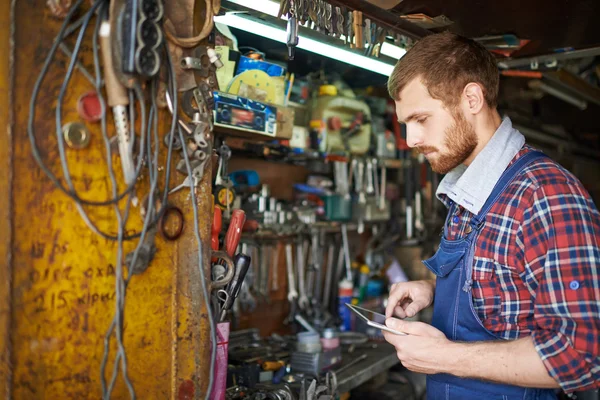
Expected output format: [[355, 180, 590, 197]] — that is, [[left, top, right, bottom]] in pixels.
[[383, 31, 600, 400]]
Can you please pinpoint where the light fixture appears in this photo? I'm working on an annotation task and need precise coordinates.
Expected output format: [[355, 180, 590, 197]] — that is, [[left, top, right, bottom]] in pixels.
[[214, 12, 398, 76]]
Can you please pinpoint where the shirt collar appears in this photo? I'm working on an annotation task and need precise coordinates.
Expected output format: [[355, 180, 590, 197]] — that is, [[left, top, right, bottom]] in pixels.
[[436, 117, 525, 215]]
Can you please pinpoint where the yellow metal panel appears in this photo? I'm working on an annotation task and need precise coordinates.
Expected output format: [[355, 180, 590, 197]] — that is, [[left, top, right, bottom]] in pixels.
[[9, 0, 213, 398], [0, 0, 13, 397]]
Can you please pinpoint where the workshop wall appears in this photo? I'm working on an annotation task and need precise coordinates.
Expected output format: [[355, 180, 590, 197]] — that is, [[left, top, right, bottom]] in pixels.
[[4, 0, 215, 398]]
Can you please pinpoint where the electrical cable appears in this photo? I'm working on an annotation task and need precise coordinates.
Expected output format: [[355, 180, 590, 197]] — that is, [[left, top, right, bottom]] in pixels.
[[28, 0, 144, 208], [100, 43, 180, 399], [31, 0, 214, 397], [53, 1, 148, 242], [87, 4, 136, 398], [30, 0, 176, 242]]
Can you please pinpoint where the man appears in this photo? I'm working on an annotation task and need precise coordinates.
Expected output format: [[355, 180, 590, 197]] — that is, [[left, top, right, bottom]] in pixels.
[[383, 31, 600, 399]]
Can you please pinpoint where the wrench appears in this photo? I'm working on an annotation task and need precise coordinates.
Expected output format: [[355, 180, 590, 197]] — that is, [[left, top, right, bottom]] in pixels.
[[260, 245, 271, 302], [322, 240, 336, 307], [271, 243, 280, 291], [296, 237, 310, 311], [284, 242, 298, 324], [309, 230, 322, 305], [239, 243, 257, 311]]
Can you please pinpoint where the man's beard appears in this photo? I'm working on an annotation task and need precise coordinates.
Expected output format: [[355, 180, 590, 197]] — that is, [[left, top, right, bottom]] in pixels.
[[418, 112, 478, 174]]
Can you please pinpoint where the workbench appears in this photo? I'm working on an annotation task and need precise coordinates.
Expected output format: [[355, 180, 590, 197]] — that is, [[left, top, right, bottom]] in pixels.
[[336, 342, 400, 393]]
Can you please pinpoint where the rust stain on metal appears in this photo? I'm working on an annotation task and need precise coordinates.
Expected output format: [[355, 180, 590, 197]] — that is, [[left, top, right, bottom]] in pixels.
[[178, 379, 195, 400]]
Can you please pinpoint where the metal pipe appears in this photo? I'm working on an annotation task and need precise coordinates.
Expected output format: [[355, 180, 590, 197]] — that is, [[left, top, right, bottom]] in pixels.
[[498, 46, 600, 69], [528, 80, 587, 110]]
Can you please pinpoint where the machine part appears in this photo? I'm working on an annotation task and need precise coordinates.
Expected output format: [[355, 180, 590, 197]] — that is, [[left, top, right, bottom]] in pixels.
[[159, 205, 185, 240], [207, 47, 224, 68], [163, 130, 183, 150], [120, 0, 164, 78], [169, 174, 197, 195], [62, 122, 91, 149], [181, 56, 204, 71]]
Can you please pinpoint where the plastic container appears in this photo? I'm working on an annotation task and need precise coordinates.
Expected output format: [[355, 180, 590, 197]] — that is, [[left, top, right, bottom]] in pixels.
[[366, 280, 384, 298], [297, 332, 322, 353], [323, 194, 352, 221], [320, 328, 340, 350], [209, 322, 230, 400], [338, 280, 354, 331], [310, 95, 372, 154]]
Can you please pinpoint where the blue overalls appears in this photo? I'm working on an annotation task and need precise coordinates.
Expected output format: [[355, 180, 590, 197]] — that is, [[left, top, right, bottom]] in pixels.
[[423, 151, 558, 400]]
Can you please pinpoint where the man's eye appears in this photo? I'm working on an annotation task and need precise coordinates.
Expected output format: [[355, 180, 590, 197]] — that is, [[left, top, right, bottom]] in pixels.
[[417, 117, 427, 124]]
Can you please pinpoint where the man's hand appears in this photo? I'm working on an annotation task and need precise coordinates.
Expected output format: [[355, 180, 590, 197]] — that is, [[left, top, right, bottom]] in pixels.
[[385, 280, 435, 318], [382, 318, 451, 375]]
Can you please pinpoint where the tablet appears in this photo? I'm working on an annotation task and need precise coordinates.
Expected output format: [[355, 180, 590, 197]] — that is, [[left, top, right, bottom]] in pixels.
[[345, 303, 407, 336]]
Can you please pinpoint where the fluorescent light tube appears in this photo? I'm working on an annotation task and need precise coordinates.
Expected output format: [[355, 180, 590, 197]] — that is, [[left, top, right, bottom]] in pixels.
[[381, 42, 406, 60], [226, 0, 281, 17], [214, 13, 396, 76]]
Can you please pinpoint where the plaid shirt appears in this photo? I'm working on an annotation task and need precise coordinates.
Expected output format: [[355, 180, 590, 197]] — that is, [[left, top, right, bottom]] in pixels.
[[439, 145, 600, 393]]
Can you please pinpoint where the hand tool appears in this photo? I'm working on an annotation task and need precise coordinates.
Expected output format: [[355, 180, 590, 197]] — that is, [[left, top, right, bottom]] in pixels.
[[210, 251, 235, 289], [341, 224, 352, 282], [379, 163, 387, 210], [296, 237, 310, 311], [212, 204, 222, 253], [220, 253, 252, 321], [286, 1, 299, 60], [284, 242, 298, 324], [214, 143, 236, 211], [99, 21, 135, 184], [322, 240, 336, 308], [271, 243, 280, 292], [224, 209, 246, 258]]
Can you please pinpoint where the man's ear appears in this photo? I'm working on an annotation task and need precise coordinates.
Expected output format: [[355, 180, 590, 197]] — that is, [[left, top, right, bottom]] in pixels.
[[462, 82, 485, 115]]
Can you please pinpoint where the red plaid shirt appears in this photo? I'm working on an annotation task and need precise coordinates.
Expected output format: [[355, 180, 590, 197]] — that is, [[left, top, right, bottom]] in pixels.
[[439, 145, 600, 393]]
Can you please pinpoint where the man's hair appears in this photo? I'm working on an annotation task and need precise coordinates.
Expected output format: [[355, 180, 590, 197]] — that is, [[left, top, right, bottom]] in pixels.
[[387, 31, 499, 109]]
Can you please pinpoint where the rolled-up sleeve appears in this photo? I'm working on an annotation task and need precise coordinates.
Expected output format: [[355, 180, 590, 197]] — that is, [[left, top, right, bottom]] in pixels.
[[519, 181, 600, 393]]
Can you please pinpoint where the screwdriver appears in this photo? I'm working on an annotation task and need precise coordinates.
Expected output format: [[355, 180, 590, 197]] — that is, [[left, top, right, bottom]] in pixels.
[[224, 209, 246, 258], [220, 253, 252, 321]]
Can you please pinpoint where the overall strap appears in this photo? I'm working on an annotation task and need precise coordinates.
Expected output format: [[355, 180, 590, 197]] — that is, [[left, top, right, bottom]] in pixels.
[[469, 151, 546, 230]]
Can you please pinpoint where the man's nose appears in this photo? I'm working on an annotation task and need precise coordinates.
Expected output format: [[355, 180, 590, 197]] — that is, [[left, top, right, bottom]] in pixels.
[[406, 126, 423, 148]]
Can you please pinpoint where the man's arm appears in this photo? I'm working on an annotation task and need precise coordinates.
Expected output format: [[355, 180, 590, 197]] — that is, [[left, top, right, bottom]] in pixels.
[[444, 337, 559, 388], [383, 319, 559, 389]]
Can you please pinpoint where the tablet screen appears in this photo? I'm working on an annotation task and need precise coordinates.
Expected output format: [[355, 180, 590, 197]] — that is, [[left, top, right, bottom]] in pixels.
[[346, 304, 386, 324]]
